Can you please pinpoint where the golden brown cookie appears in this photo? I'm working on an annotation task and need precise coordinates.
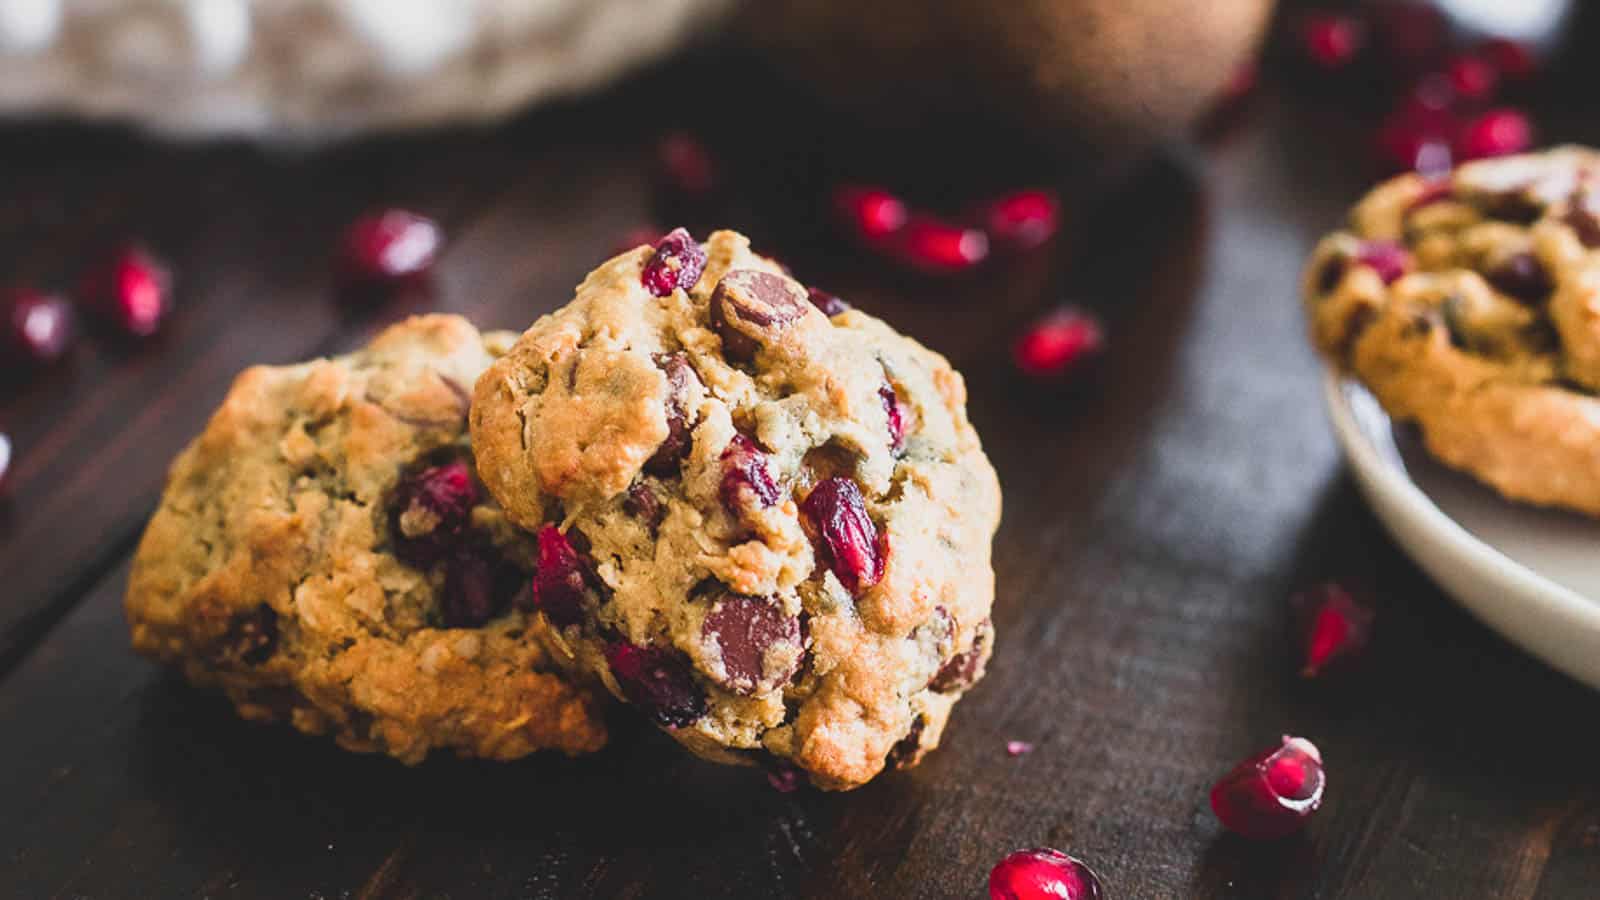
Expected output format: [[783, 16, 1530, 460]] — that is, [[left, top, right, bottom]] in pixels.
[[1305, 145, 1600, 517], [471, 230, 1001, 790], [126, 315, 608, 763]]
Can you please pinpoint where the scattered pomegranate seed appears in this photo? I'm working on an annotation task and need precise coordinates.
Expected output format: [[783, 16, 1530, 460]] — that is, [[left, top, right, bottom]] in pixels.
[[1478, 38, 1537, 83], [1371, 2, 1445, 70], [1012, 307, 1105, 381], [1297, 12, 1366, 72], [988, 848, 1103, 900], [1210, 736, 1326, 840], [388, 459, 480, 566], [1006, 740, 1034, 757], [0, 431, 11, 494], [1295, 583, 1375, 677], [1376, 110, 1454, 176], [340, 209, 441, 284], [979, 189, 1061, 253], [720, 433, 781, 512], [3, 289, 74, 367], [1454, 108, 1534, 162], [832, 185, 908, 245], [641, 227, 707, 297], [604, 641, 707, 727], [1444, 54, 1499, 104], [893, 216, 989, 274], [1355, 241, 1412, 284], [531, 524, 590, 627], [656, 131, 717, 195], [807, 286, 851, 317], [801, 476, 886, 595], [81, 244, 171, 338]]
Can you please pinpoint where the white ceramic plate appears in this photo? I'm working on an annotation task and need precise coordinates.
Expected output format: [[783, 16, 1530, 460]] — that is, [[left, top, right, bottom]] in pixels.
[[1323, 369, 1600, 689]]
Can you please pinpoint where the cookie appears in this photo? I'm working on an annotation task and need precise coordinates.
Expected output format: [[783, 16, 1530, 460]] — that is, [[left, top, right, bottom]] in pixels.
[[126, 315, 608, 763], [471, 229, 1001, 790], [1305, 146, 1600, 517]]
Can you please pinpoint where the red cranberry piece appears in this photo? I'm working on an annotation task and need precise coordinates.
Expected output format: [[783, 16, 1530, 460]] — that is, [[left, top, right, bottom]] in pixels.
[[807, 286, 851, 317], [893, 216, 989, 274], [3, 289, 74, 367], [1296, 12, 1365, 72], [441, 551, 517, 628], [1445, 54, 1499, 104], [832, 185, 908, 245], [340, 209, 441, 284], [1012, 308, 1105, 381], [81, 244, 171, 338], [1371, 2, 1444, 70], [1487, 252, 1553, 304], [880, 383, 906, 454], [1354, 241, 1412, 284], [1295, 583, 1375, 677], [1479, 38, 1537, 83], [979, 189, 1061, 253], [701, 592, 802, 694], [1376, 110, 1454, 177], [646, 353, 700, 474], [641, 227, 707, 297], [720, 433, 781, 512], [1210, 736, 1326, 839], [988, 848, 1103, 900], [0, 431, 11, 495], [931, 618, 992, 693], [604, 641, 707, 727], [531, 525, 590, 628], [801, 476, 884, 595], [1454, 108, 1534, 162], [389, 459, 479, 566], [656, 131, 716, 195]]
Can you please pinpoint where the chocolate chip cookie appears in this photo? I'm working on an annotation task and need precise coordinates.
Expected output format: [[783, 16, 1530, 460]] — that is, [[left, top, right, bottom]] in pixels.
[[471, 229, 1002, 790], [1305, 146, 1600, 517], [126, 315, 608, 763]]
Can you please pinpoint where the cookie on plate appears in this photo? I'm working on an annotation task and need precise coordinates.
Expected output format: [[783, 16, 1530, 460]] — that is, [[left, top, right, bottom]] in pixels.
[[126, 315, 608, 763], [471, 229, 1002, 790], [1305, 145, 1600, 517]]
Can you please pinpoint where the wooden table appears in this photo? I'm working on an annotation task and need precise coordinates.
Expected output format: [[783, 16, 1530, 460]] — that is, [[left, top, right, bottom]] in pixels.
[[4, 55, 1600, 900]]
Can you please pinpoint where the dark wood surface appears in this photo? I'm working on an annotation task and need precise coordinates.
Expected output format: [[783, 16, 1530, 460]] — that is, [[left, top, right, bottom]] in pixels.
[[5, 58, 1600, 900]]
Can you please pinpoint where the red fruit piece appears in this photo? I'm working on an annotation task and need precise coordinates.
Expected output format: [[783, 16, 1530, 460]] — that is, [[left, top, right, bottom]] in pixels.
[[931, 617, 992, 693], [979, 189, 1061, 253], [807, 286, 851, 317], [988, 848, 1103, 900], [1006, 740, 1034, 757], [604, 641, 707, 727], [1455, 108, 1534, 162], [81, 244, 171, 338], [3, 289, 74, 367], [1445, 54, 1499, 104], [1354, 241, 1411, 284], [641, 227, 708, 297], [341, 209, 441, 283], [800, 476, 884, 595], [1012, 307, 1104, 381], [1479, 38, 1537, 83], [719, 433, 781, 512], [388, 459, 479, 566], [832, 185, 908, 245], [656, 131, 717, 195], [893, 216, 989, 274], [1296, 12, 1365, 71], [701, 592, 803, 694], [1295, 582, 1375, 677], [1210, 736, 1326, 840], [0, 431, 11, 494], [531, 524, 590, 627]]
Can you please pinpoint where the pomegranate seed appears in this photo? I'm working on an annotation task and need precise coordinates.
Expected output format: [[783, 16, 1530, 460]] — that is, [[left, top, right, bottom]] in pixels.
[[988, 848, 1103, 900], [1371, 2, 1445, 70], [3, 289, 74, 367], [81, 244, 170, 338], [1445, 55, 1499, 104], [979, 189, 1061, 253], [656, 131, 717, 195], [832, 185, 908, 245], [340, 209, 441, 283], [604, 641, 707, 727], [893, 216, 989, 274], [1297, 12, 1365, 72], [807, 286, 851, 317], [1454, 108, 1534, 162], [1295, 583, 1375, 677], [1487, 252, 1553, 304], [531, 524, 590, 627], [641, 227, 707, 297], [614, 226, 664, 256], [1012, 308, 1105, 381], [1355, 241, 1412, 284], [1210, 736, 1326, 840], [1399, 73, 1456, 118], [0, 431, 11, 494], [1376, 110, 1454, 176], [800, 476, 885, 595], [1006, 740, 1034, 757], [1479, 38, 1537, 83], [388, 459, 480, 566], [719, 433, 781, 512]]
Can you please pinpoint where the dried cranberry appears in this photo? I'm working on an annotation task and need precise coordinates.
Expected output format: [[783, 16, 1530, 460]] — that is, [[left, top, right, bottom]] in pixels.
[[646, 353, 700, 474], [1454, 108, 1534, 162], [0, 431, 11, 494], [1012, 307, 1105, 381], [832, 185, 908, 245], [931, 618, 992, 693], [892, 216, 989, 274], [1296, 12, 1365, 72], [340, 209, 441, 284], [530, 525, 590, 628], [604, 641, 707, 727], [388, 460, 479, 566], [1479, 38, 1537, 83], [979, 189, 1060, 253], [1487, 252, 1553, 304], [807, 286, 851, 317], [656, 131, 716, 195], [1445, 54, 1499, 104], [3, 289, 74, 367], [701, 592, 802, 694], [801, 476, 884, 595], [880, 383, 906, 454], [1295, 583, 1374, 677], [1210, 736, 1326, 840], [719, 434, 781, 512], [641, 227, 707, 297], [81, 244, 171, 338], [1354, 241, 1411, 284], [441, 551, 517, 628], [988, 848, 1103, 900]]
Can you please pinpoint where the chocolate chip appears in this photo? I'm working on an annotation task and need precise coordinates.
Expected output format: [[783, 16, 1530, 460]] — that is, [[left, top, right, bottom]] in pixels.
[[701, 592, 803, 694], [1487, 252, 1553, 304], [887, 714, 927, 770], [710, 269, 810, 361], [930, 618, 992, 693], [645, 353, 701, 474], [1482, 190, 1544, 225], [211, 603, 279, 666], [1315, 256, 1348, 295]]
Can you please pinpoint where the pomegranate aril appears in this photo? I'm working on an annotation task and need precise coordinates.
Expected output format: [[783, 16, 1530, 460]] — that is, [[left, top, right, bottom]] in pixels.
[[604, 641, 707, 727], [1012, 307, 1105, 381], [3, 289, 74, 367], [1210, 735, 1325, 839], [979, 189, 1060, 253], [893, 216, 989, 274], [880, 382, 906, 454], [81, 244, 171, 338], [530, 524, 590, 627], [719, 433, 781, 512], [1479, 38, 1537, 83], [1296, 12, 1365, 72], [832, 184, 908, 245], [807, 286, 851, 317], [641, 227, 707, 297], [988, 848, 1103, 900], [388, 459, 479, 566], [0, 431, 11, 494], [1445, 54, 1499, 104], [1454, 108, 1534, 162], [1295, 582, 1375, 677], [1006, 740, 1034, 757], [1355, 241, 1412, 284], [656, 131, 717, 195], [340, 209, 441, 283], [800, 476, 884, 595]]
